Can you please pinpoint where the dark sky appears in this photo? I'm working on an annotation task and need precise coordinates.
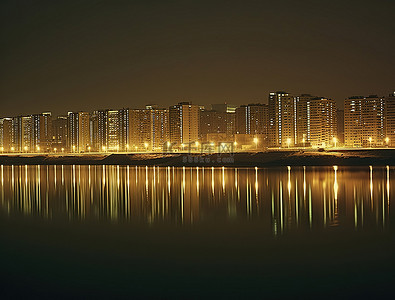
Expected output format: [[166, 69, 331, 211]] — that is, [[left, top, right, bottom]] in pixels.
[[1, 0, 394, 117]]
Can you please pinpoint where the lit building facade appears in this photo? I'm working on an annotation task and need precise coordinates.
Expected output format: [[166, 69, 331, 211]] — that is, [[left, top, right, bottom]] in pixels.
[[149, 107, 169, 151], [0, 118, 12, 152], [309, 97, 337, 147], [235, 103, 268, 147], [345, 96, 385, 147], [268, 92, 296, 147], [169, 102, 199, 148], [130, 109, 151, 151], [52, 116, 68, 150], [385, 92, 395, 147], [68, 112, 90, 152]]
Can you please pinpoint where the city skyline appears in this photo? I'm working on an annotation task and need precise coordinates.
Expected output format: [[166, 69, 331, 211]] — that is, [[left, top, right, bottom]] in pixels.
[[1, 90, 394, 153], [1, 89, 394, 118]]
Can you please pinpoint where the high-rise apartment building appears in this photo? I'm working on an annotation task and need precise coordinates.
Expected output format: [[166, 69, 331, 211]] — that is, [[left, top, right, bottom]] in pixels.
[[268, 92, 296, 147], [118, 108, 131, 151], [235, 103, 268, 146], [149, 107, 169, 151], [345, 96, 385, 147], [337, 110, 344, 145], [295, 94, 314, 146], [309, 98, 337, 147], [200, 110, 228, 141], [52, 116, 68, 150], [385, 92, 395, 147], [169, 102, 199, 147], [68, 112, 90, 152], [0, 118, 12, 152], [12, 116, 34, 152], [130, 109, 152, 150], [107, 110, 120, 151]]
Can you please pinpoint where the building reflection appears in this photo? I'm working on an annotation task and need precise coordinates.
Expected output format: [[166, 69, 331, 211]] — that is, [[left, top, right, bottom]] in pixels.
[[0, 165, 393, 235]]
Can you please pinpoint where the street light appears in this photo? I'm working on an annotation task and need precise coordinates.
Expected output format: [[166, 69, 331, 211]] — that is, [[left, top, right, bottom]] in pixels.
[[24, 146, 28, 153], [88, 146, 91, 152], [0, 147, 3, 154], [61, 148, 64, 153], [54, 148, 57, 153], [102, 146, 106, 153], [144, 142, 149, 152], [73, 145, 76, 153], [253, 137, 258, 150], [385, 137, 389, 147], [287, 138, 291, 149], [36, 146, 40, 152], [332, 137, 337, 148], [368, 137, 372, 148]]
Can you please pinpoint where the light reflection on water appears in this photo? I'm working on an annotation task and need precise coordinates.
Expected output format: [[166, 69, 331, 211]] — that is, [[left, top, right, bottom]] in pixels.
[[0, 165, 392, 234]]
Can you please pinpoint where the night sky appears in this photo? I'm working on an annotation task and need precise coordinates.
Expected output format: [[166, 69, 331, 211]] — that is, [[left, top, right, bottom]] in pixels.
[[1, 0, 394, 117]]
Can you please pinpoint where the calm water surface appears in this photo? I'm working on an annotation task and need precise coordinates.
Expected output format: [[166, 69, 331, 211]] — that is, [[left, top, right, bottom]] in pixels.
[[1, 165, 394, 298]]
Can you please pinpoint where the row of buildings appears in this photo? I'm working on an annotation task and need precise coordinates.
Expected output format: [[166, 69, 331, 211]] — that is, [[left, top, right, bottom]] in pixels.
[[1, 92, 394, 153]]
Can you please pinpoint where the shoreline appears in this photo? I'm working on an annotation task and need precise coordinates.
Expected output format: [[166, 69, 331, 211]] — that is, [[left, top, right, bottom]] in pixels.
[[0, 149, 394, 167]]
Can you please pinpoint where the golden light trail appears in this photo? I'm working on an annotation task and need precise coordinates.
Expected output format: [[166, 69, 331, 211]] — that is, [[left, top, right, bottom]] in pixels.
[[235, 168, 238, 189], [196, 167, 199, 194], [211, 167, 214, 196], [280, 180, 283, 233], [287, 166, 291, 198], [370, 166, 373, 210], [102, 165, 105, 186], [323, 180, 326, 227], [387, 165, 390, 206], [167, 166, 171, 195], [222, 166, 225, 193], [181, 166, 185, 223], [255, 167, 258, 201], [117, 165, 120, 187], [54, 165, 57, 188], [303, 166, 306, 202], [309, 185, 312, 229], [295, 178, 298, 226], [354, 186, 357, 229]]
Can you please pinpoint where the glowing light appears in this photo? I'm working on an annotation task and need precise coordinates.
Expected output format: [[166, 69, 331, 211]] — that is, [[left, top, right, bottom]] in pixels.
[[286, 138, 291, 148], [332, 137, 337, 147]]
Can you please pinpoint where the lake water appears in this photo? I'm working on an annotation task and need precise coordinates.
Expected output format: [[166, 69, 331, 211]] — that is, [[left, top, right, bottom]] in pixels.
[[1, 165, 394, 298]]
